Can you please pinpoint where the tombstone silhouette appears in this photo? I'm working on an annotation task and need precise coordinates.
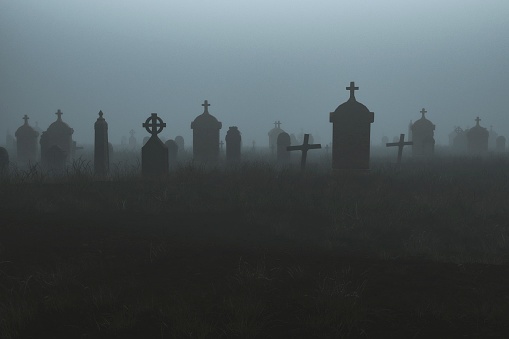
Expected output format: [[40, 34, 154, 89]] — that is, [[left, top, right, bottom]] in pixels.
[[40, 109, 74, 168], [142, 113, 168, 176], [452, 127, 467, 153], [15, 115, 39, 164], [386, 134, 413, 164], [0, 147, 9, 172], [268, 121, 284, 153], [329, 81, 374, 170], [411, 108, 435, 157], [94, 111, 109, 176], [467, 117, 488, 155], [175, 136, 184, 153], [277, 132, 291, 162], [287, 134, 321, 170], [496, 136, 506, 152], [191, 100, 222, 162], [225, 126, 241, 162], [165, 139, 178, 167]]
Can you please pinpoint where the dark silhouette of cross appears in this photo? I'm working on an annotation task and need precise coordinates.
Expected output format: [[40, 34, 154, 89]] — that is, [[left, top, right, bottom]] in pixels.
[[287, 134, 322, 170], [274, 121, 282, 129], [143, 113, 166, 136], [386, 134, 413, 164], [420, 108, 427, 118], [475, 117, 481, 126], [346, 81, 359, 99], [23, 115, 29, 124], [202, 100, 210, 113], [55, 109, 63, 120], [454, 126, 463, 134]]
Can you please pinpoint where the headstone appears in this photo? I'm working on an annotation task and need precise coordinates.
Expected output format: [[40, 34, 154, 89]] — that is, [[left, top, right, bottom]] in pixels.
[[452, 127, 468, 153], [40, 109, 74, 168], [286, 133, 321, 170], [225, 126, 241, 162], [143, 136, 150, 146], [276, 132, 291, 162], [94, 110, 109, 176], [496, 136, 506, 152], [448, 127, 459, 147], [0, 147, 9, 172], [386, 134, 413, 164], [410, 108, 435, 157], [489, 126, 498, 150], [268, 121, 284, 153], [175, 136, 184, 152], [15, 115, 39, 164], [190, 100, 222, 162], [329, 81, 374, 170], [128, 129, 137, 149], [142, 113, 168, 176], [467, 117, 488, 155], [290, 133, 298, 146], [164, 139, 178, 167]]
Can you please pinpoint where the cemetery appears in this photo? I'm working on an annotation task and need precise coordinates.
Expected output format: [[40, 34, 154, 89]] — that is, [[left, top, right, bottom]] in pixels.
[[1, 89, 509, 338]]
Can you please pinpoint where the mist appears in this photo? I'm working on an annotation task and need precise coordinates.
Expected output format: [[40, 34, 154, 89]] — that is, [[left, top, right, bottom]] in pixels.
[[1, 0, 508, 146]]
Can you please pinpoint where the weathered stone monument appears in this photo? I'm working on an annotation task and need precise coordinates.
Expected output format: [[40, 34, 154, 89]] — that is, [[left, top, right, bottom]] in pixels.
[[15, 115, 39, 164], [329, 82, 374, 170], [410, 108, 435, 157], [452, 127, 468, 153], [277, 132, 291, 162], [191, 100, 222, 162], [386, 134, 413, 164], [164, 139, 178, 167], [496, 136, 506, 152], [287, 133, 321, 170], [467, 117, 488, 155], [40, 109, 74, 169], [268, 121, 284, 154], [225, 126, 241, 162], [128, 129, 137, 149], [0, 147, 9, 172], [142, 113, 168, 176], [94, 111, 109, 176], [175, 136, 184, 152]]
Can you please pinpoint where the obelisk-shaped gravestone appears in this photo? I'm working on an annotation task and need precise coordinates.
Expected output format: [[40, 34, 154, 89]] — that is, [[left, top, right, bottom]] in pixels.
[[15, 115, 39, 164], [142, 113, 168, 176], [94, 111, 109, 175], [225, 126, 241, 162]]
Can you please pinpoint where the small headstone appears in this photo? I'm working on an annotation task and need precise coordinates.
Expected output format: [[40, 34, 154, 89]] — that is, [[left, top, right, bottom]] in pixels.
[[142, 113, 169, 176], [386, 134, 413, 164], [268, 121, 284, 153], [128, 130, 137, 149], [452, 127, 468, 153], [175, 136, 184, 152], [467, 117, 488, 155], [94, 110, 109, 176], [0, 147, 9, 172], [190, 100, 222, 162], [15, 115, 39, 164], [164, 139, 178, 167], [277, 132, 291, 162], [40, 109, 74, 168], [290, 133, 298, 146], [496, 136, 506, 152], [411, 108, 435, 157], [225, 126, 241, 162], [286, 133, 321, 170]]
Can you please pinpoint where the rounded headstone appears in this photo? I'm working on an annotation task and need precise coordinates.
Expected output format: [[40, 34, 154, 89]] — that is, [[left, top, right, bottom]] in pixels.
[[277, 132, 291, 162], [165, 139, 178, 166], [225, 126, 241, 162], [175, 136, 184, 152]]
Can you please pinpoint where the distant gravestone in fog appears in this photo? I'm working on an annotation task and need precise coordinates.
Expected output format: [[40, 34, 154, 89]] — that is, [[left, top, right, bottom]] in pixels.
[[386, 134, 413, 164], [175, 136, 184, 152], [411, 108, 435, 157], [452, 127, 468, 153], [225, 126, 241, 162], [381, 136, 389, 145], [287, 133, 321, 170], [0, 147, 9, 172], [496, 136, 506, 152], [94, 111, 109, 176], [164, 139, 178, 167], [489, 126, 498, 150], [191, 100, 222, 162], [290, 133, 298, 147], [467, 117, 489, 155], [142, 113, 168, 176], [277, 132, 291, 162], [268, 121, 284, 153], [329, 81, 374, 170], [128, 130, 137, 149], [40, 109, 74, 169], [15, 115, 39, 164]]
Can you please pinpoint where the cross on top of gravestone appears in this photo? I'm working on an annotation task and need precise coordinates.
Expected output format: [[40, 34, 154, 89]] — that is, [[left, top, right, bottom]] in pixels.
[[455, 126, 463, 134], [98, 110, 104, 119], [386, 133, 413, 164], [346, 81, 359, 100], [202, 100, 210, 114], [287, 133, 321, 170], [274, 121, 282, 129], [143, 113, 166, 136], [56, 109, 63, 120], [23, 115, 29, 124], [420, 108, 427, 118], [475, 116, 481, 126]]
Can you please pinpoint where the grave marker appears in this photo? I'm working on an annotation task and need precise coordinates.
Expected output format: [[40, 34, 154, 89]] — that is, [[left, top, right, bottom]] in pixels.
[[15, 114, 39, 164], [142, 113, 168, 176], [386, 134, 412, 164], [94, 111, 109, 176], [287, 133, 321, 170], [225, 126, 241, 162], [277, 132, 291, 162]]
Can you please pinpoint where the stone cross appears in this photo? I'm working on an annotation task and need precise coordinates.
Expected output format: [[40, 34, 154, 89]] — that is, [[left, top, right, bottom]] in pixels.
[[454, 126, 463, 134], [56, 109, 63, 120], [274, 121, 282, 129], [143, 113, 166, 136], [287, 133, 322, 170], [386, 133, 413, 164], [420, 108, 427, 118], [475, 116, 481, 126], [202, 100, 210, 113], [346, 81, 359, 99], [23, 115, 29, 124]]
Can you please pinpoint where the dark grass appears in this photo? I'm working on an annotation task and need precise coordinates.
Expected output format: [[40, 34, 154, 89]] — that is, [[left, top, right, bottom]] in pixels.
[[1, 154, 509, 338]]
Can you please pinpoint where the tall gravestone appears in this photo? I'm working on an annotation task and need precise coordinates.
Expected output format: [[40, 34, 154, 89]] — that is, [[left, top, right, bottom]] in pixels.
[[142, 113, 168, 176], [165, 139, 178, 167], [0, 147, 9, 173], [329, 82, 374, 170], [190, 100, 222, 162], [277, 132, 291, 162], [467, 117, 488, 155], [40, 109, 74, 169], [15, 115, 39, 164], [411, 108, 435, 157], [225, 126, 241, 162], [94, 111, 109, 176], [268, 121, 284, 154], [175, 136, 184, 153]]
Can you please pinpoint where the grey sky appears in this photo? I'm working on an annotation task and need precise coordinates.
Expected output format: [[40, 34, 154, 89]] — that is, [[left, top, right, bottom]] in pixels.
[[1, 0, 508, 146]]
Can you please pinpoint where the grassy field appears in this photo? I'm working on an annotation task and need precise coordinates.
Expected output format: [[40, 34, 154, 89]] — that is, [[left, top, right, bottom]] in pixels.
[[1, 153, 509, 338]]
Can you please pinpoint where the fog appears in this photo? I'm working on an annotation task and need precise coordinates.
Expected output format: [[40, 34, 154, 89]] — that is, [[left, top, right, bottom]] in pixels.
[[1, 0, 508, 146]]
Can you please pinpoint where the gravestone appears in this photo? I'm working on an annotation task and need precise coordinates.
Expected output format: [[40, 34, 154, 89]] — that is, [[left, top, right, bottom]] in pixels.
[[467, 117, 488, 155], [175, 136, 184, 152], [40, 109, 74, 168], [142, 113, 168, 176], [386, 134, 413, 164], [489, 126, 498, 150], [277, 132, 291, 162], [290, 133, 298, 146], [287, 133, 321, 170], [143, 136, 150, 146], [128, 129, 137, 149], [452, 127, 468, 153], [496, 136, 506, 152], [225, 126, 241, 162], [410, 108, 435, 157], [94, 111, 109, 176], [329, 81, 374, 170], [190, 100, 222, 162], [268, 121, 284, 153], [15, 115, 39, 164], [0, 147, 9, 172], [164, 139, 178, 167]]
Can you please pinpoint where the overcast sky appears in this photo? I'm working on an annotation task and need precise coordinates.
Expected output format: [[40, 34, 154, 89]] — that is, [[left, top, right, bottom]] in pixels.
[[1, 0, 508, 147]]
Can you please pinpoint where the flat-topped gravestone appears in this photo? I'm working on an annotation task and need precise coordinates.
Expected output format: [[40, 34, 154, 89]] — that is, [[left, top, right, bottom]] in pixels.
[[0, 147, 9, 172], [142, 113, 168, 176], [94, 111, 109, 176], [225, 126, 241, 162], [277, 132, 291, 162], [191, 100, 222, 162], [164, 139, 178, 167], [329, 81, 374, 170], [40, 109, 74, 169], [287, 133, 321, 170], [411, 108, 435, 157], [467, 117, 488, 155], [15, 114, 39, 164], [175, 136, 184, 152], [386, 134, 413, 164]]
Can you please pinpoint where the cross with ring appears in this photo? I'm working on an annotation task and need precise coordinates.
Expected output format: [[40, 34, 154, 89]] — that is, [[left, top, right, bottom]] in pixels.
[[143, 113, 166, 136]]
